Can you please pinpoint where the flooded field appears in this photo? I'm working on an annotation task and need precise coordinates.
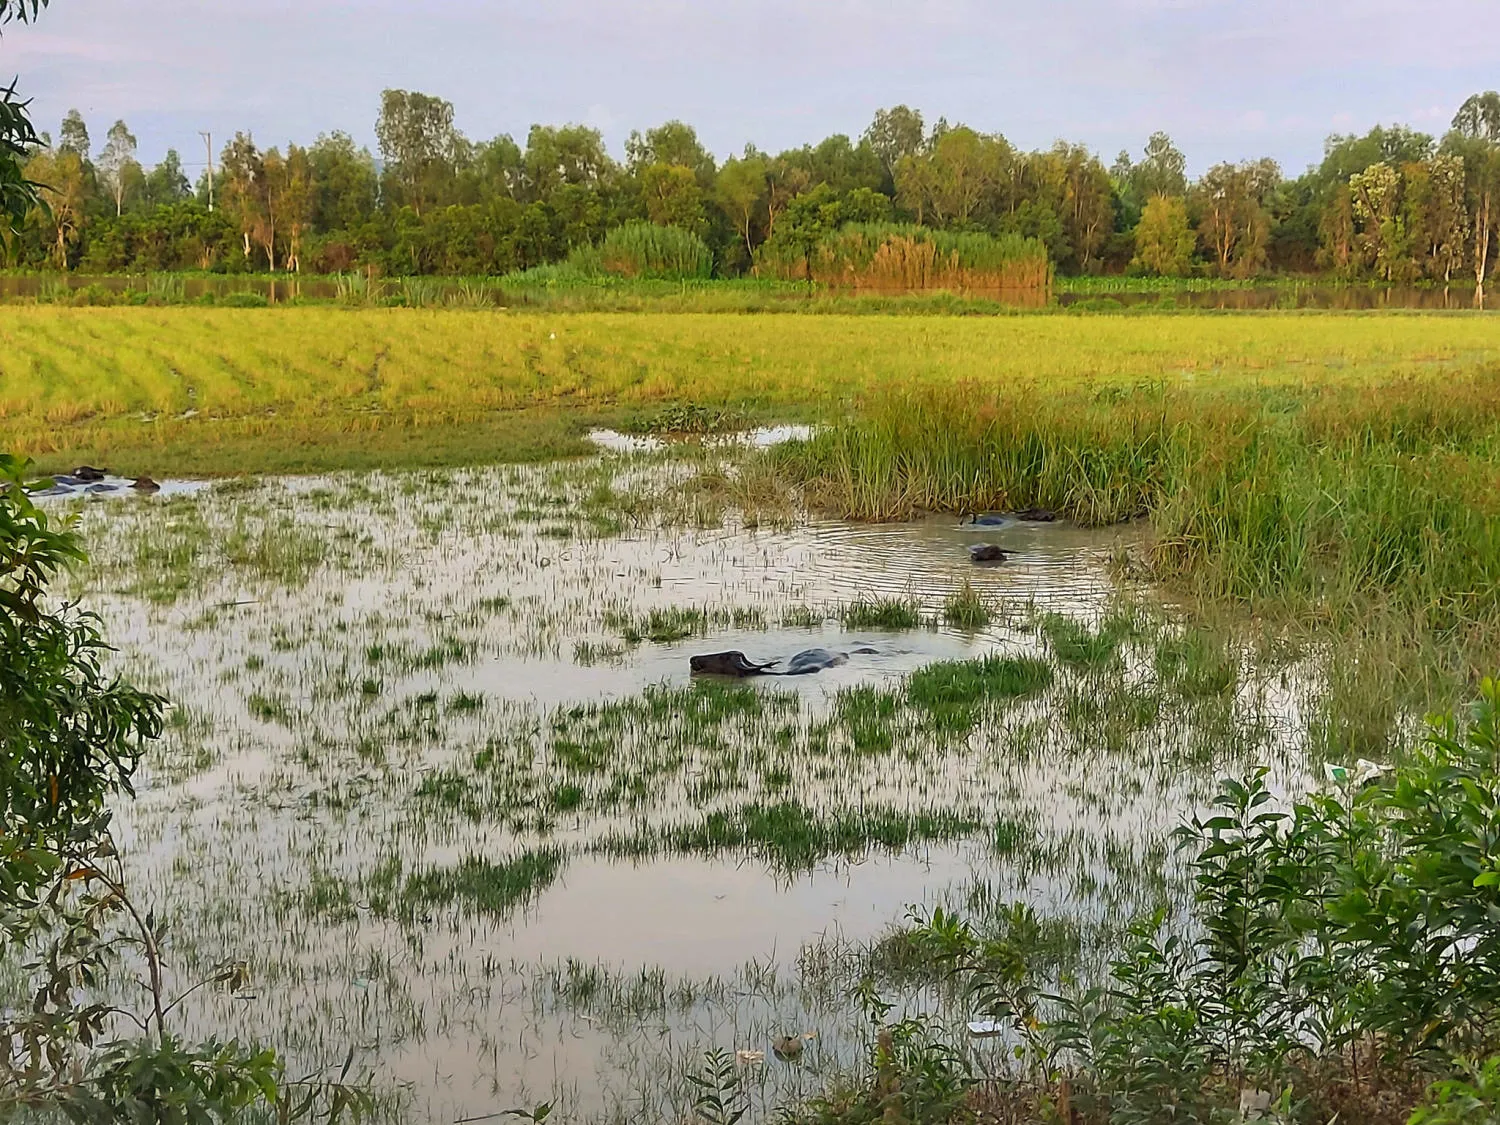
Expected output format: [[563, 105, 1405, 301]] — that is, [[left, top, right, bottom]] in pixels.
[[47, 454, 1354, 1123]]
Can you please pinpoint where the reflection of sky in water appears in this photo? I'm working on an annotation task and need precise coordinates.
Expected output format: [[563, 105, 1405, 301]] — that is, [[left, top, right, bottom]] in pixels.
[[55, 460, 1320, 1123]]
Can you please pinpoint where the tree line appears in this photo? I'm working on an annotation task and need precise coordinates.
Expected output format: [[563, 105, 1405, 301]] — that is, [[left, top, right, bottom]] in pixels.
[[10, 89, 1500, 285]]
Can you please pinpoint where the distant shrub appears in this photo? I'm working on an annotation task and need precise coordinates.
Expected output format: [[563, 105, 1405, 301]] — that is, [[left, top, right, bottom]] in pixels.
[[221, 291, 269, 308]]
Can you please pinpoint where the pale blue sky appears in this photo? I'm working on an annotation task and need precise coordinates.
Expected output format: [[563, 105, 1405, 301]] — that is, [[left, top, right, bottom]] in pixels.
[[5, 0, 1496, 176]]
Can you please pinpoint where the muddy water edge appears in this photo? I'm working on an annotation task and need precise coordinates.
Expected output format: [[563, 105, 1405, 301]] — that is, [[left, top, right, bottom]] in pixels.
[[22, 452, 1431, 1123]]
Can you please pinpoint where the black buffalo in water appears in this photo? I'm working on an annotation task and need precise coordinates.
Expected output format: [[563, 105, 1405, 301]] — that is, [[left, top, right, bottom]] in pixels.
[[968, 544, 1010, 563], [969, 509, 1056, 525], [690, 651, 779, 676], [691, 647, 878, 678]]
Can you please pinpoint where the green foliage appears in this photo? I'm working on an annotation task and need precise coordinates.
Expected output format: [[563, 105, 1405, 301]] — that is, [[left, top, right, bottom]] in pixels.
[[906, 655, 1053, 732], [1131, 195, 1195, 277], [893, 680, 1500, 1123], [1411, 1057, 1500, 1124], [688, 1049, 747, 1125], [0, 1, 49, 248], [0, 453, 161, 908]]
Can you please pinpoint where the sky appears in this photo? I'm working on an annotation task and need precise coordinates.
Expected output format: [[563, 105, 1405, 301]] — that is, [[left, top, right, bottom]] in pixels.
[[5, 0, 1498, 178]]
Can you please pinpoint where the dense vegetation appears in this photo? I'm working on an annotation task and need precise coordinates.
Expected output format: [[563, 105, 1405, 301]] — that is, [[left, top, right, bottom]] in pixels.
[[8, 90, 1500, 285], [792, 685, 1500, 1125]]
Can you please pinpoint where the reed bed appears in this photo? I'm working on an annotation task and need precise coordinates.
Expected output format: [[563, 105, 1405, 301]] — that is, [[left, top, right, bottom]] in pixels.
[[756, 223, 1051, 290]]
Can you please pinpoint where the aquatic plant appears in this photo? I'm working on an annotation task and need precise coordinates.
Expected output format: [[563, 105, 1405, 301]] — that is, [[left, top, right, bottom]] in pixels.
[[840, 596, 924, 630]]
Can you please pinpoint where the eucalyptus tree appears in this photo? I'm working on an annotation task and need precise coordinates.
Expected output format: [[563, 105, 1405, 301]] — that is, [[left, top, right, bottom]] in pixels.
[[57, 108, 88, 161], [864, 105, 926, 185], [376, 88, 464, 215], [97, 119, 139, 216], [1448, 91, 1500, 287]]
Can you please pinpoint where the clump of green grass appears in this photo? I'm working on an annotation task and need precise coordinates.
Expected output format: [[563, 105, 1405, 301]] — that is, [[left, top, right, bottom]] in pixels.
[[1155, 629, 1240, 698], [605, 604, 767, 644], [1039, 613, 1134, 670], [373, 849, 566, 922], [840, 596, 924, 630], [780, 605, 827, 628], [574, 639, 627, 665], [906, 654, 1054, 732], [943, 580, 993, 631], [605, 802, 983, 876], [832, 685, 903, 754], [246, 691, 294, 726]]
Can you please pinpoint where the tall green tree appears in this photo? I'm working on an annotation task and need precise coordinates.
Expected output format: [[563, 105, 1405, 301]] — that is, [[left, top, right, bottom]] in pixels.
[[141, 148, 190, 208], [626, 120, 716, 186], [1194, 160, 1278, 278], [375, 89, 463, 215], [864, 105, 925, 186], [57, 108, 88, 161], [307, 131, 379, 231], [640, 163, 706, 235], [22, 144, 84, 266], [1132, 194, 1194, 276], [715, 153, 768, 256], [1448, 92, 1500, 287]]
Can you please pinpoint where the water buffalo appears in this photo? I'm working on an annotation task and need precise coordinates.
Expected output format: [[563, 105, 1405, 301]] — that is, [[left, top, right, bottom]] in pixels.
[[690, 651, 779, 677]]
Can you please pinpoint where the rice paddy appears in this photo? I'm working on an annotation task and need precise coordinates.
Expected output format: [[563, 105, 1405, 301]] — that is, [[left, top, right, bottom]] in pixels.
[[3, 307, 1500, 474], [14, 445, 1466, 1124]]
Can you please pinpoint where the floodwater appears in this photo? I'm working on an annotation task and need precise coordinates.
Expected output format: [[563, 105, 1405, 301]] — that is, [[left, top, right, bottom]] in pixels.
[[40, 456, 1338, 1123]]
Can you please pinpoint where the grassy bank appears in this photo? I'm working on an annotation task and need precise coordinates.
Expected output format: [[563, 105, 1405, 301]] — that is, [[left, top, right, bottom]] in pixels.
[[775, 374, 1500, 653], [4, 307, 1500, 473]]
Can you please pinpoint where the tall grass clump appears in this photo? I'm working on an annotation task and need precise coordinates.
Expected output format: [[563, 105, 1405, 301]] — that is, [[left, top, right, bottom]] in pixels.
[[776, 374, 1500, 647], [586, 221, 713, 281], [756, 222, 1051, 292]]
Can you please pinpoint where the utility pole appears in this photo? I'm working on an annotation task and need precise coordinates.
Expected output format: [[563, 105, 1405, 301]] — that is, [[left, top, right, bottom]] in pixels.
[[200, 131, 214, 211]]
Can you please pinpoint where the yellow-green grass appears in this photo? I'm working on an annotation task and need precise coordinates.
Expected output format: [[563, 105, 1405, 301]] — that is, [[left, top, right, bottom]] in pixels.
[[3, 307, 1500, 474]]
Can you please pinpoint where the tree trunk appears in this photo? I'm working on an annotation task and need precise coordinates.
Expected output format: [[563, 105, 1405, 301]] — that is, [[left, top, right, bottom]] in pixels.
[[1477, 190, 1491, 287]]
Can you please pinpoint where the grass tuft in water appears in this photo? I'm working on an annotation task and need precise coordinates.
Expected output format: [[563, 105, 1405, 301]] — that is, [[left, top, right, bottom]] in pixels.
[[907, 654, 1054, 732], [942, 580, 993, 631], [840, 597, 924, 631]]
